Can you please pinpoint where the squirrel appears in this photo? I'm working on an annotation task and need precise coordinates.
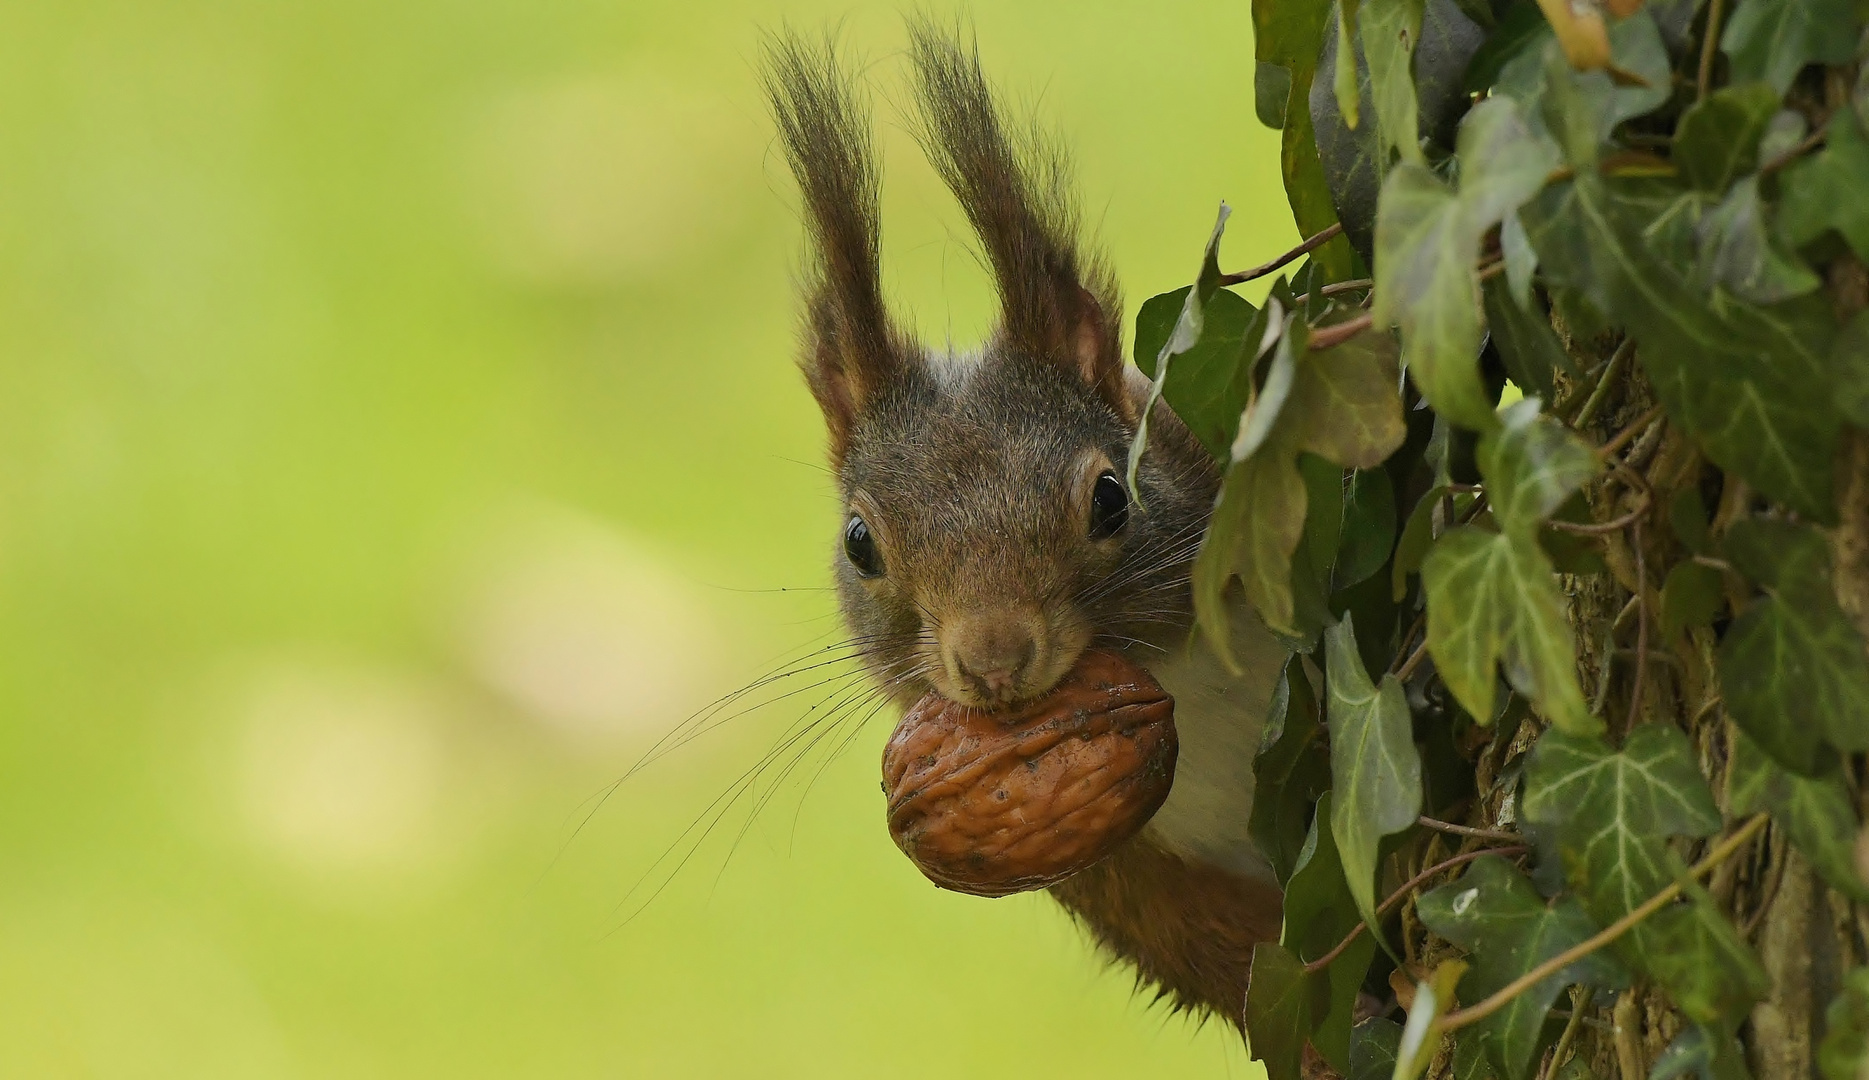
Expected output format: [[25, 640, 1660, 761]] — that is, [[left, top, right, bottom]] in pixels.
[[762, 24, 1290, 1025]]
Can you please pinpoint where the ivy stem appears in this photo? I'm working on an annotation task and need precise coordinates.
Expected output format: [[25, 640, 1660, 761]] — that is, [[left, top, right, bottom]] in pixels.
[[1436, 814, 1770, 1034], [1696, 0, 1726, 100], [1417, 816, 1521, 844], [1596, 403, 1666, 461], [1218, 222, 1344, 286], [1571, 338, 1634, 428], [1394, 638, 1431, 682], [1308, 313, 1374, 350], [1625, 519, 1649, 734], [1541, 986, 1595, 1080], [1302, 845, 1530, 975]]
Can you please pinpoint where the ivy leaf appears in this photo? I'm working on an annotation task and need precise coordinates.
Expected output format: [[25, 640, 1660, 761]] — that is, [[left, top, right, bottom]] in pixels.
[[1128, 205, 1232, 492], [1336, 0, 1364, 130], [1133, 285, 1262, 460], [1660, 561, 1724, 638], [1651, 1026, 1753, 1080], [1283, 795, 1380, 1073], [1522, 173, 1842, 520], [1392, 483, 1451, 601], [1375, 165, 1492, 428], [1727, 728, 1869, 902], [1534, 13, 1672, 166], [1819, 970, 1869, 1080], [1718, 518, 1869, 772], [1674, 82, 1780, 193], [1422, 400, 1598, 733], [1374, 97, 1558, 431], [1483, 275, 1569, 402], [1396, 960, 1470, 1080], [1777, 105, 1869, 265], [1638, 884, 1771, 1027], [1720, 0, 1859, 95], [1325, 616, 1423, 932], [1417, 856, 1630, 1080], [1244, 941, 1322, 1080], [1335, 467, 1399, 590], [1252, 660, 1334, 884], [1521, 725, 1721, 926], [1257, 0, 1361, 280], [1348, 1018, 1403, 1080], [1233, 302, 1299, 461], [1694, 175, 1822, 304], [1360, 0, 1427, 169], [1195, 327, 1407, 648]]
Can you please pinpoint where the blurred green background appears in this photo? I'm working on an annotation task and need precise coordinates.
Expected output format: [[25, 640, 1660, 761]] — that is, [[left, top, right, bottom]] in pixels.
[[0, 0, 1294, 1075]]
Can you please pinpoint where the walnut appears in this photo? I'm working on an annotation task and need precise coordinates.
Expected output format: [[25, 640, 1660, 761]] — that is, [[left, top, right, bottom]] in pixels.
[[881, 649, 1177, 897]]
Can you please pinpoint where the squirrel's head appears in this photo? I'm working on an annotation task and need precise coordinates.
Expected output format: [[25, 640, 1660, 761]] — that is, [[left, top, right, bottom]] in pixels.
[[765, 27, 1214, 711]]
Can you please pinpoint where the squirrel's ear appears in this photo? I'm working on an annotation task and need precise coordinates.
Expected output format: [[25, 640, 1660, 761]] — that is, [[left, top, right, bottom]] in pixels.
[[764, 31, 910, 466], [905, 22, 1131, 424]]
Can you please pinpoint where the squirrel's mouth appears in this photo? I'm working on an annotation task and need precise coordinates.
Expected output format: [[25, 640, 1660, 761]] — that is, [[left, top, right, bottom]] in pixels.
[[922, 627, 1090, 713]]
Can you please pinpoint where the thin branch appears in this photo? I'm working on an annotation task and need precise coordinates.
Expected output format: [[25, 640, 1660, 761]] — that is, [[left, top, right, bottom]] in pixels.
[[1542, 987, 1595, 1080], [1760, 122, 1828, 175], [1696, 0, 1727, 100], [1394, 639, 1432, 682], [1304, 845, 1530, 974], [1572, 337, 1635, 428], [1548, 462, 1654, 535], [1308, 312, 1374, 350], [1218, 222, 1344, 286], [1625, 519, 1649, 734], [1437, 814, 1770, 1034], [1596, 403, 1666, 461], [1418, 816, 1521, 844]]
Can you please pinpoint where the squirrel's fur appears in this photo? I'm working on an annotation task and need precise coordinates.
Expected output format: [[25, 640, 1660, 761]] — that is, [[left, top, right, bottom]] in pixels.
[[763, 24, 1287, 1026]]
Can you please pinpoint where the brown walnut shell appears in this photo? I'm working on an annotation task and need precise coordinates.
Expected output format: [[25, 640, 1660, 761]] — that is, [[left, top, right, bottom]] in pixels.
[[881, 649, 1177, 898]]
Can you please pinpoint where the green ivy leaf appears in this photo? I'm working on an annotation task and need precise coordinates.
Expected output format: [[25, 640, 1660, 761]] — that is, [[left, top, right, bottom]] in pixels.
[[1534, 13, 1672, 167], [1718, 518, 1869, 773], [1374, 97, 1558, 431], [1282, 795, 1380, 1073], [1195, 327, 1407, 648], [1819, 970, 1869, 1080], [1335, 467, 1398, 590], [1258, 0, 1361, 280], [1392, 483, 1451, 601], [1720, 0, 1859, 95], [1638, 883, 1771, 1027], [1778, 105, 1869, 265], [1483, 275, 1570, 402], [1348, 1018, 1403, 1080], [1325, 616, 1423, 932], [1522, 725, 1721, 926], [1522, 173, 1842, 520], [1673, 82, 1781, 193], [1360, 0, 1427, 169], [1128, 205, 1233, 492], [1133, 285, 1262, 460], [1416, 856, 1630, 1080], [1244, 941, 1322, 1080], [1335, 0, 1364, 130], [1252, 660, 1334, 884], [1651, 1026, 1753, 1080], [1660, 561, 1724, 638], [1422, 400, 1598, 733], [1727, 728, 1869, 902], [1694, 176, 1822, 304]]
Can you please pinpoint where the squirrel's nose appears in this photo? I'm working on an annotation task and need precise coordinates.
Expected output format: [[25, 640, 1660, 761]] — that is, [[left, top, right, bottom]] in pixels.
[[942, 610, 1041, 704]]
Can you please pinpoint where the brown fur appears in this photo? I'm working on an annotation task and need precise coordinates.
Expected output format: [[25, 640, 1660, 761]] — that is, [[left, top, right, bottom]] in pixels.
[[1049, 835, 1284, 1027], [762, 24, 1284, 1025]]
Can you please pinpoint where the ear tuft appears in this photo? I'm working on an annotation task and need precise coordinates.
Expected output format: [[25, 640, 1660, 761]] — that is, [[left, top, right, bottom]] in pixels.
[[904, 21, 1131, 423], [762, 31, 912, 465]]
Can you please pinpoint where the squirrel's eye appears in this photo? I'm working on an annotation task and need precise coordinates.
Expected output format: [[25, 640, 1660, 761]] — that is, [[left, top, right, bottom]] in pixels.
[[1088, 472, 1129, 540], [844, 515, 884, 578]]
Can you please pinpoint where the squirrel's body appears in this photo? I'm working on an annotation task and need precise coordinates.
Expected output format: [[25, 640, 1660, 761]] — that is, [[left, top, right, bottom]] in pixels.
[[764, 26, 1287, 1024]]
